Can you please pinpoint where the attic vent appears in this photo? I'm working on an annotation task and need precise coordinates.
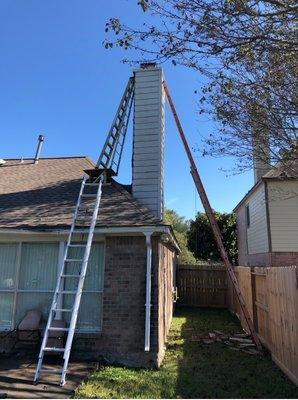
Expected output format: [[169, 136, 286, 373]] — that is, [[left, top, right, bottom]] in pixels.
[[0, 159, 6, 166]]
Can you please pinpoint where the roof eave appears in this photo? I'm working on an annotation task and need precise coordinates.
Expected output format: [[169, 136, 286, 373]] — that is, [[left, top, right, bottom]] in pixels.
[[0, 224, 181, 252]]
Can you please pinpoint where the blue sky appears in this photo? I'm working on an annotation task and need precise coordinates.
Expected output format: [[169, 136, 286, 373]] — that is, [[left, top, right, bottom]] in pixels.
[[0, 0, 253, 219]]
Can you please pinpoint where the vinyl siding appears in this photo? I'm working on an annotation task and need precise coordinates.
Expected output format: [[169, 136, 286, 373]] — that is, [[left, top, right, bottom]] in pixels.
[[267, 180, 298, 251], [132, 66, 164, 219], [246, 183, 269, 254]]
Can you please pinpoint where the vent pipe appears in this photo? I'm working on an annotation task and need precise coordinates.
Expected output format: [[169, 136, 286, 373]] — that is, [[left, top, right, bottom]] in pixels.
[[34, 135, 45, 164]]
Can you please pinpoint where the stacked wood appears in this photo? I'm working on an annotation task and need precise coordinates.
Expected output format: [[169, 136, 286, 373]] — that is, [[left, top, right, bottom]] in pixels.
[[189, 330, 262, 356]]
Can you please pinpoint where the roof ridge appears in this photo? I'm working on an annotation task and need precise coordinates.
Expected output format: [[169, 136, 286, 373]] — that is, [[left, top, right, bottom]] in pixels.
[[4, 156, 90, 161]]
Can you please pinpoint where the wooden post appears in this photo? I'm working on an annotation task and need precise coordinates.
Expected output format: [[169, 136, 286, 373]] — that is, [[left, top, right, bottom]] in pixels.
[[250, 267, 259, 333]]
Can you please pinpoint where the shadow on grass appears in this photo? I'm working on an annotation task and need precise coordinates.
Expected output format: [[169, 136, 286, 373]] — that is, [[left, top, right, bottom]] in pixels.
[[175, 307, 298, 399], [75, 307, 298, 399]]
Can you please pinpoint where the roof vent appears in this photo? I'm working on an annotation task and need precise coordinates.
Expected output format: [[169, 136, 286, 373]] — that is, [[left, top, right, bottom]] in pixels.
[[34, 135, 45, 164], [0, 159, 6, 166]]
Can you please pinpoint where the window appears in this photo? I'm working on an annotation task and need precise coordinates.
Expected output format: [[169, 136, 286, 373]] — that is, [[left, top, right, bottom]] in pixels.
[[63, 243, 104, 331], [0, 241, 104, 332], [246, 204, 250, 228], [16, 243, 59, 326], [0, 243, 18, 329]]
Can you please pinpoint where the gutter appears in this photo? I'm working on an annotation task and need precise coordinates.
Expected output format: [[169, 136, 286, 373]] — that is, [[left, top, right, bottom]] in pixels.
[[144, 232, 153, 352], [0, 225, 180, 252]]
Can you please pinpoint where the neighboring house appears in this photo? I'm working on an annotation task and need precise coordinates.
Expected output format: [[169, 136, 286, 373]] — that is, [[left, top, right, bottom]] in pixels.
[[234, 158, 298, 267], [0, 65, 179, 368]]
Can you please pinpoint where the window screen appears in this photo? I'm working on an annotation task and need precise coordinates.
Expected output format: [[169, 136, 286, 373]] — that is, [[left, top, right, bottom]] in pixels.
[[246, 204, 250, 228], [0, 244, 18, 329], [0, 241, 104, 332]]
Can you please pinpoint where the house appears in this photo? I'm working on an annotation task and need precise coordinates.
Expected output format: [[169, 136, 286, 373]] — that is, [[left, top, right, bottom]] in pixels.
[[0, 64, 179, 368], [234, 157, 298, 267]]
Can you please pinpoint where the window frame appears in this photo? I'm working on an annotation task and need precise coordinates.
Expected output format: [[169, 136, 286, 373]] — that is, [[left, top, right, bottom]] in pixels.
[[245, 204, 250, 228], [0, 239, 104, 333]]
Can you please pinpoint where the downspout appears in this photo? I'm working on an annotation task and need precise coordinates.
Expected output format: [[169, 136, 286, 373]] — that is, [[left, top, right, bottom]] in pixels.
[[144, 232, 152, 352]]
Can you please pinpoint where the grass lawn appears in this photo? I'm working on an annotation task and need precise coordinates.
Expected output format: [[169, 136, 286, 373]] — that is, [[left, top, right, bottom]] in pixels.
[[75, 307, 298, 398]]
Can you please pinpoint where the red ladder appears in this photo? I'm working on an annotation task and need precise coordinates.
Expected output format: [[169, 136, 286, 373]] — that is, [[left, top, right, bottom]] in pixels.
[[163, 81, 262, 351]]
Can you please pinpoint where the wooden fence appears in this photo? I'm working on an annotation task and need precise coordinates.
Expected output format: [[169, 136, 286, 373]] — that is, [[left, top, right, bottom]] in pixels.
[[177, 264, 228, 308], [229, 266, 298, 385]]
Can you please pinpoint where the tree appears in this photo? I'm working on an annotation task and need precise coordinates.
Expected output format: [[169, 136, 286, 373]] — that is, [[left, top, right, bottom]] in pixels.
[[104, 1, 298, 174], [163, 209, 197, 264], [187, 212, 237, 264]]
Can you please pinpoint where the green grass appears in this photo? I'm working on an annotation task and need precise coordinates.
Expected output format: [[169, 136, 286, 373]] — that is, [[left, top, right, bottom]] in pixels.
[[75, 308, 298, 398]]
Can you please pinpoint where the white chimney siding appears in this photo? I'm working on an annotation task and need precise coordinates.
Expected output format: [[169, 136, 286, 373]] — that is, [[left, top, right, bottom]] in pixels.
[[132, 65, 165, 220]]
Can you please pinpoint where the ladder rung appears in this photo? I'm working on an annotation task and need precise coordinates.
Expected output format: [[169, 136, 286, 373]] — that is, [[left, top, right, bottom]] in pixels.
[[44, 347, 65, 352], [58, 290, 77, 294], [34, 166, 104, 383], [48, 327, 69, 332], [41, 368, 63, 374]]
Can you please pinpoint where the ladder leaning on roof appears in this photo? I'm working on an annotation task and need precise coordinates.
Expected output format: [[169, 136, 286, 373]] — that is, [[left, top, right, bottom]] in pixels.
[[33, 76, 135, 386], [33, 173, 103, 386]]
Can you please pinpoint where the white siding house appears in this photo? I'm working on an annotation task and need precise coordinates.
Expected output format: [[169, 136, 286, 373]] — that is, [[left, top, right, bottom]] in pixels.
[[267, 180, 298, 252], [234, 160, 298, 266], [246, 184, 269, 254]]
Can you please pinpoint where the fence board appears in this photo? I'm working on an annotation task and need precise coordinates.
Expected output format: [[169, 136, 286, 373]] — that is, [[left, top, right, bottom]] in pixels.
[[177, 264, 228, 308], [229, 266, 298, 385]]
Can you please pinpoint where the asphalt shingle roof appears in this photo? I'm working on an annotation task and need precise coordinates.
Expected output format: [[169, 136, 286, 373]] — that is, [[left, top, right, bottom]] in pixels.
[[0, 157, 160, 230], [263, 158, 298, 179]]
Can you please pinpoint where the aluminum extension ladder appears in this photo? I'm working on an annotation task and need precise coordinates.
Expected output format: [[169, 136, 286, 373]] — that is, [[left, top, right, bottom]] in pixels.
[[34, 174, 103, 385], [96, 76, 134, 174]]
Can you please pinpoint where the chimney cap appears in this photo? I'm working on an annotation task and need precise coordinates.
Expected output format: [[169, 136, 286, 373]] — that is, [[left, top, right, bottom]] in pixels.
[[140, 62, 157, 69]]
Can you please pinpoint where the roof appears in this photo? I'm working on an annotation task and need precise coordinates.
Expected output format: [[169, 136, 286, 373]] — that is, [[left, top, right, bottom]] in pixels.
[[262, 158, 298, 179], [233, 158, 298, 212], [0, 157, 161, 230]]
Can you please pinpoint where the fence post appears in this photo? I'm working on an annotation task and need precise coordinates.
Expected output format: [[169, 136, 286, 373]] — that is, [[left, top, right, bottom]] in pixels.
[[250, 267, 259, 333]]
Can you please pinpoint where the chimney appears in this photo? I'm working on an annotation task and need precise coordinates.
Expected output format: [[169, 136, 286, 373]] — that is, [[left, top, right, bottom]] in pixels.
[[249, 104, 271, 183], [132, 63, 165, 220], [34, 135, 45, 164], [252, 133, 270, 183]]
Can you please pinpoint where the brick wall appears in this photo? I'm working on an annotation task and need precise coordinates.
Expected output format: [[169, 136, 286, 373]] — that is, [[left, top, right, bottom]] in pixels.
[[157, 242, 175, 363], [237, 249, 298, 267], [72, 235, 175, 368]]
